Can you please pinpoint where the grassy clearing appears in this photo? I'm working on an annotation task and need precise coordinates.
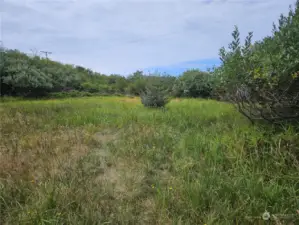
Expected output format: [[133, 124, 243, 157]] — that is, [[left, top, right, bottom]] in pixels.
[[0, 96, 298, 225]]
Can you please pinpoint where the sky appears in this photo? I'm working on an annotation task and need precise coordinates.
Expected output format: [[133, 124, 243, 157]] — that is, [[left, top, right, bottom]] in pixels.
[[1, 0, 296, 75]]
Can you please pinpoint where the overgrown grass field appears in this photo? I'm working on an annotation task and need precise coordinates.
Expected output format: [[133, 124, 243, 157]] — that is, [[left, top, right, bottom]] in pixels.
[[0, 97, 298, 225]]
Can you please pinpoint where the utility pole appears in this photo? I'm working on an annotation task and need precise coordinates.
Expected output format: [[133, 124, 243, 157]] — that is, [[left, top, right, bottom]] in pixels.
[[40, 50, 52, 60], [40, 51, 52, 68]]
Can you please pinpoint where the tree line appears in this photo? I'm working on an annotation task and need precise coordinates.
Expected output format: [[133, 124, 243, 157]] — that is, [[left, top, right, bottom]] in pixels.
[[0, 48, 212, 99], [1, 1, 298, 123]]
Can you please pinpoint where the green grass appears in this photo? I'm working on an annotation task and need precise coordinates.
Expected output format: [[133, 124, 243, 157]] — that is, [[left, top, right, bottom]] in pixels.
[[0, 96, 298, 225]]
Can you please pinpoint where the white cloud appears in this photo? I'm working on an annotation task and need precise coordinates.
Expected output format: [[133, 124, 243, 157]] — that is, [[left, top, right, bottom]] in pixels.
[[1, 0, 296, 74]]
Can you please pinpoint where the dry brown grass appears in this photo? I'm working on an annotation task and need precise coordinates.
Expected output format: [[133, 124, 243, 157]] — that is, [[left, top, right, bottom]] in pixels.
[[92, 129, 146, 199], [119, 97, 140, 103], [172, 98, 183, 102], [0, 129, 90, 181]]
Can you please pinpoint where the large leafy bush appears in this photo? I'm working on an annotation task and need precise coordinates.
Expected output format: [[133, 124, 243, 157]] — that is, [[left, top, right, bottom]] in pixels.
[[214, 1, 299, 123], [172, 69, 213, 98]]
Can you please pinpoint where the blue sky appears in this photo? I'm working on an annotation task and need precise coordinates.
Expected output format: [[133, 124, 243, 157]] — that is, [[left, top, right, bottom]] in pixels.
[[146, 58, 221, 75], [1, 0, 296, 76]]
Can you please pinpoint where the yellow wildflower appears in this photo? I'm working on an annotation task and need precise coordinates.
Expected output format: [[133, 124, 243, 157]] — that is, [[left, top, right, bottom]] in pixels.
[[292, 71, 299, 79]]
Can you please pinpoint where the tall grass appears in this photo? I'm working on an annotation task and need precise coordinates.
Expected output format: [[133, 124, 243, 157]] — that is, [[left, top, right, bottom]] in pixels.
[[0, 96, 298, 224]]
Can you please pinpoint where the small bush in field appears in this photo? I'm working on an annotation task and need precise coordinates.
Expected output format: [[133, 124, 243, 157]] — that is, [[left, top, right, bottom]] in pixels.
[[140, 86, 169, 108]]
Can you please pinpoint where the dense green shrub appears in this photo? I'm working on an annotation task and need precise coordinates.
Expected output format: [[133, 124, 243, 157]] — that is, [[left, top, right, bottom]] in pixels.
[[213, 1, 299, 123], [140, 86, 169, 108], [172, 69, 213, 98]]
